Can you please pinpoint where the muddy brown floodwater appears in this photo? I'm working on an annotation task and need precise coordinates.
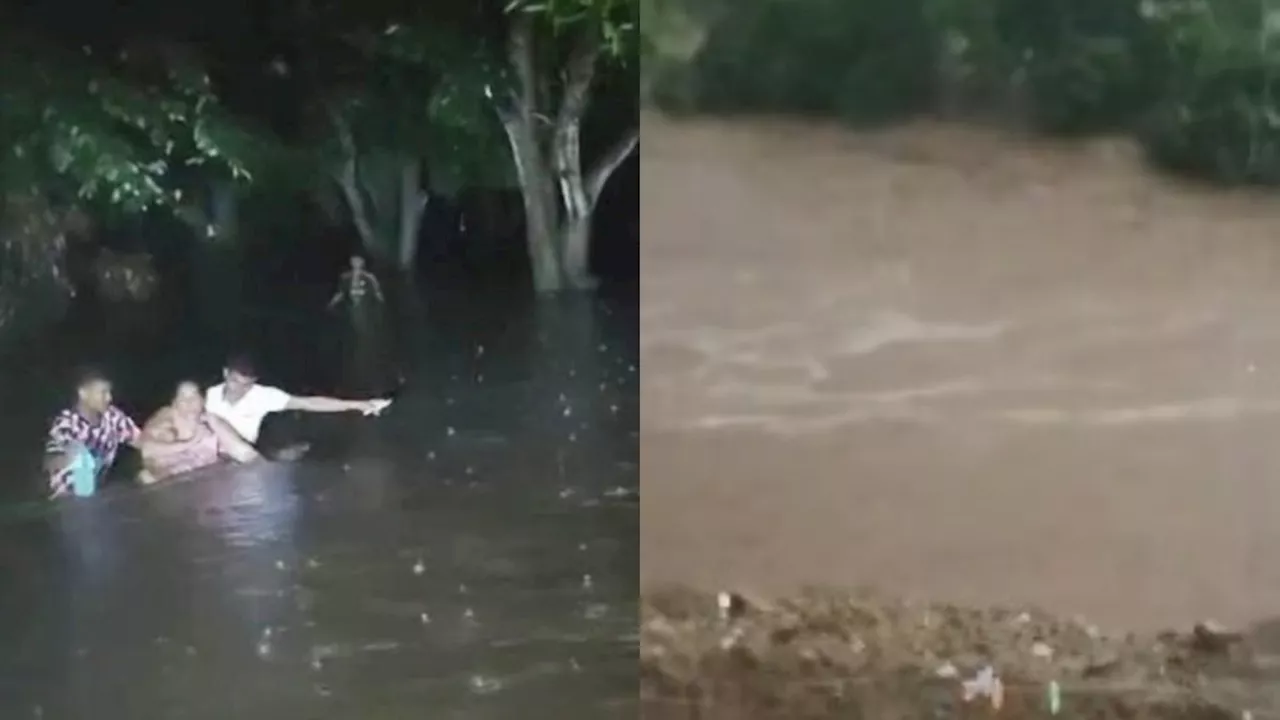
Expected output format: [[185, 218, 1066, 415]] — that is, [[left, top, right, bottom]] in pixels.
[[0, 289, 639, 719], [640, 111, 1280, 633]]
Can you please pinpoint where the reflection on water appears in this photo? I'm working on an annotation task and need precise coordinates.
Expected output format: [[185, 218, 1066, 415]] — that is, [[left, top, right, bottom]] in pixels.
[[0, 288, 638, 719]]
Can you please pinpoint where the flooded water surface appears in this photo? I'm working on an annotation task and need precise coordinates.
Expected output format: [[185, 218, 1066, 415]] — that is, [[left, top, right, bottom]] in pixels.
[[640, 111, 1280, 631], [0, 286, 638, 718]]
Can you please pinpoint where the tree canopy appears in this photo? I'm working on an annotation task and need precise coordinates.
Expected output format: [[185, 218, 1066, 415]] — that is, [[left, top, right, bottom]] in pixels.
[[0, 29, 263, 214], [645, 0, 1280, 186], [0, 0, 639, 302]]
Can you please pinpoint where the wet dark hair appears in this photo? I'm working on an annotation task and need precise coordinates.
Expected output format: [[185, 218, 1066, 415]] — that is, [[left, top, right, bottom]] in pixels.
[[73, 365, 110, 390], [224, 353, 258, 379]]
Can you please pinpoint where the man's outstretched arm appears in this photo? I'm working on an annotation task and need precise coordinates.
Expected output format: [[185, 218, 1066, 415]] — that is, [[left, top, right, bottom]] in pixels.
[[285, 395, 389, 415]]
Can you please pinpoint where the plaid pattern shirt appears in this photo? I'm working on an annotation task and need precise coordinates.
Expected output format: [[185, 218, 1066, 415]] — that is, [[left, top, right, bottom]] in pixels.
[[45, 406, 140, 494]]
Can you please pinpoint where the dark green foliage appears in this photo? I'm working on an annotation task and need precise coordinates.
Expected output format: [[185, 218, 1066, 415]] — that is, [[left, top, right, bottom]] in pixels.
[[1137, 0, 1280, 184], [647, 0, 1280, 186], [990, 0, 1165, 133], [682, 0, 938, 124], [0, 32, 261, 213], [1141, 66, 1280, 184]]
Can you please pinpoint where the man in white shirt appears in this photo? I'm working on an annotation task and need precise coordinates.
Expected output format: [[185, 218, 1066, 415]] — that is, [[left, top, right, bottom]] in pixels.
[[205, 354, 392, 452]]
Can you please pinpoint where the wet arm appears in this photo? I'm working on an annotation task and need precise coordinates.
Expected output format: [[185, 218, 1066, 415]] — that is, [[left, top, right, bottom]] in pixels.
[[42, 417, 75, 474], [140, 408, 178, 444], [284, 395, 364, 413], [121, 413, 145, 450], [368, 272, 385, 302], [206, 415, 260, 463], [42, 453, 69, 475]]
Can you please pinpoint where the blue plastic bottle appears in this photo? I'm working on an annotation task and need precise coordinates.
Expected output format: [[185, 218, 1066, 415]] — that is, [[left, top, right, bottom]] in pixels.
[[68, 446, 99, 498]]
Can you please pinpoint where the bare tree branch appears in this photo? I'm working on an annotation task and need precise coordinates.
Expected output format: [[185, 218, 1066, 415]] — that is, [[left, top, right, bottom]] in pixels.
[[586, 126, 638, 205]]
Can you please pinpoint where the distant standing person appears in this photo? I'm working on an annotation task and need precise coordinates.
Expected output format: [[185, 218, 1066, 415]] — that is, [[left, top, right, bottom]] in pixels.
[[43, 366, 143, 498], [327, 255, 398, 397], [204, 354, 392, 459], [327, 255, 384, 309]]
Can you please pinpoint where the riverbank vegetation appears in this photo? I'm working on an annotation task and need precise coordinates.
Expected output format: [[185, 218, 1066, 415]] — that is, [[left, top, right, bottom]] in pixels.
[[642, 0, 1280, 187]]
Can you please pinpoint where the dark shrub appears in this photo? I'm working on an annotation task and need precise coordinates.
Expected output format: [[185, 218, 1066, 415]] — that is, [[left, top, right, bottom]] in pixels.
[[993, 0, 1166, 133], [683, 0, 938, 124], [648, 0, 1280, 186]]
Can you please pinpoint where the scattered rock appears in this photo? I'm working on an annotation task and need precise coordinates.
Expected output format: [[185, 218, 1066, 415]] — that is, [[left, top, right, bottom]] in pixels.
[[640, 586, 1272, 720]]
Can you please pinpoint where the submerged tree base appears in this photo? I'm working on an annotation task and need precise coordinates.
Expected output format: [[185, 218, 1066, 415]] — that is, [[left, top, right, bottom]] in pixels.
[[641, 587, 1280, 720]]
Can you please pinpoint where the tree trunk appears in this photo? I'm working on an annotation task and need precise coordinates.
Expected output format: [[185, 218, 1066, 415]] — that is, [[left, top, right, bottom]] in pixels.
[[210, 179, 238, 240], [550, 34, 598, 290], [336, 157, 379, 254], [559, 215, 593, 287], [500, 14, 565, 293], [552, 123, 640, 290], [327, 103, 384, 258], [397, 158, 427, 272], [496, 16, 641, 293], [522, 177, 563, 292]]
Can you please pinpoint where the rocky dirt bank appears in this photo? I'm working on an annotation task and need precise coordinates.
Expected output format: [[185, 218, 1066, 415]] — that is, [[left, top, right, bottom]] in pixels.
[[641, 587, 1280, 720]]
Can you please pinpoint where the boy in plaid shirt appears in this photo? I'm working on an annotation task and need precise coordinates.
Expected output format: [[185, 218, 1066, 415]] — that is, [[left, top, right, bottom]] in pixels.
[[44, 367, 142, 498]]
